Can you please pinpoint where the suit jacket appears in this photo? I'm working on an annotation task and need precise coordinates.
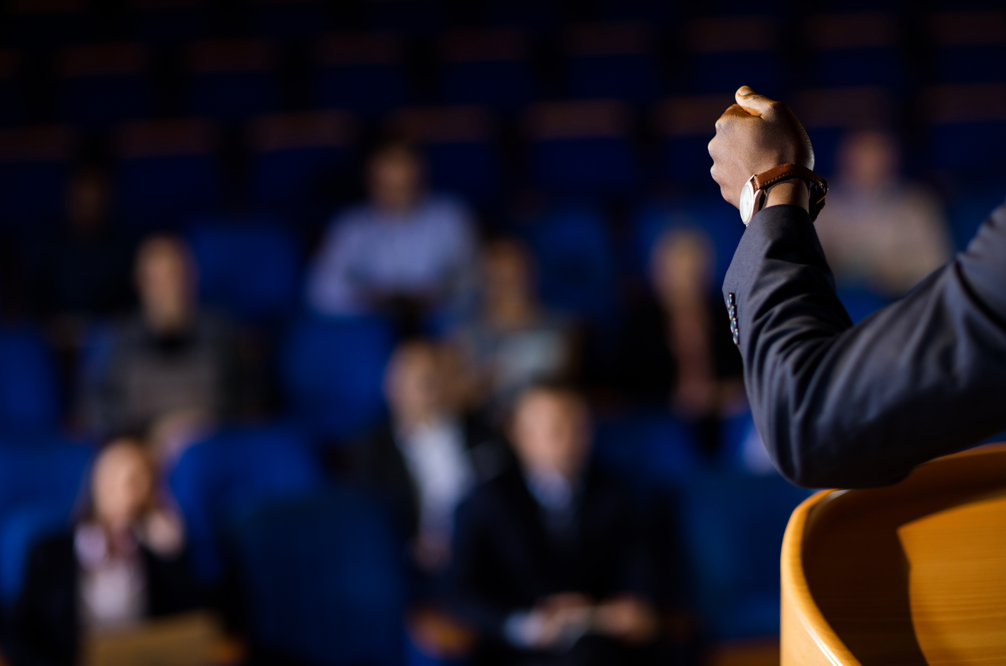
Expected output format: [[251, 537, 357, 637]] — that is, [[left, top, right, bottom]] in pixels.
[[449, 465, 652, 663], [7, 532, 201, 666], [722, 202, 1006, 488]]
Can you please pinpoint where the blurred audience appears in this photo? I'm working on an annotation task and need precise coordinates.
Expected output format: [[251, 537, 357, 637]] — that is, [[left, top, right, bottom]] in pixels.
[[453, 238, 574, 421], [619, 229, 745, 452], [352, 340, 511, 577], [79, 235, 259, 442], [451, 383, 658, 665], [28, 166, 135, 331], [9, 439, 200, 666], [814, 130, 952, 297], [306, 139, 478, 329]]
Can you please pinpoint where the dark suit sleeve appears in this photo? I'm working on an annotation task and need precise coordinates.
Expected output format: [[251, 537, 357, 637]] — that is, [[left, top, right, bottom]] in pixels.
[[723, 203, 1006, 489]]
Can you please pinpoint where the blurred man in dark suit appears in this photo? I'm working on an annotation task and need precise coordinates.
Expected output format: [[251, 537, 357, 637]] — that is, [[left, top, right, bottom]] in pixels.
[[708, 86, 1006, 489]]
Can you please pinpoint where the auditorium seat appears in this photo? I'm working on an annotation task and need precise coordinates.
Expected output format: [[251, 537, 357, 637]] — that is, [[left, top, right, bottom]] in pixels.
[[520, 202, 619, 324], [125, 0, 209, 46], [55, 43, 152, 130], [280, 315, 395, 441], [563, 23, 660, 106], [677, 473, 811, 642], [524, 100, 638, 197], [685, 17, 784, 98], [439, 29, 533, 113], [0, 326, 61, 430], [387, 105, 500, 203], [835, 286, 890, 325], [945, 179, 1006, 251], [929, 11, 1006, 85], [168, 424, 325, 584], [0, 126, 74, 231], [249, 0, 329, 42], [185, 40, 282, 125], [186, 219, 301, 322], [596, 0, 674, 25], [482, 0, 561, 33], [314, 33, 409, 117], [652, 95, 723, 189], [113, 119, 223, 230], [805, 13, 905, 90], [231, 488, 405, 666], [926, 83, 1006, 179], [0, 503, 77, 608], [593, 411, 704, 488], [4, 0, 94, 52], [248, 110, 356, 219], [366, 0, 444, 36], [0, 52, 22, 127]]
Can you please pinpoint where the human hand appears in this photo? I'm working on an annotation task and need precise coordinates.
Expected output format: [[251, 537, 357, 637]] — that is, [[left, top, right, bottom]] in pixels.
[[592, 596, 658, 645], [534, 593, 593, 649], [708, 86, 815, 209]]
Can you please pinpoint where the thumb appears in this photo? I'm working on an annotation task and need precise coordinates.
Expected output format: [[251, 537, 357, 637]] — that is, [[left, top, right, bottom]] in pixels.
[[735, 86, 775, 117]]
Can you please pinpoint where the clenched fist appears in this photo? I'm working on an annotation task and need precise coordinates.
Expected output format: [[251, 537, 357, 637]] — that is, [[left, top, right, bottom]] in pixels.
[[708, 86, 815, 209]]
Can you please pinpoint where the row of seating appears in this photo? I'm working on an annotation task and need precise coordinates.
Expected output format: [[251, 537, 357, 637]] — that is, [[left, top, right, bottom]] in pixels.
[[0, 417, 810, 653]]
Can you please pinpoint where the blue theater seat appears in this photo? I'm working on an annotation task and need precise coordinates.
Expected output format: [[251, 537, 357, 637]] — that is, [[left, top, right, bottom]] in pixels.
[[677, 473, 812, 642], [0, 52, 22, 127], [945, 180, 1006, 251], [314, 33, 409, 117], [927, 84, 1006, 179], [652, 96, 722, 188], [929, 11, 1006, 85], [280, 315, 395, 441], [248, 110, 356, 220], [55, 43, 152, 130], [231, 488, 405, 666], [806, 13, 904, 90], [597, 0, 674, 25], [389, 106, 500, 202], [185, 40, 281, 125], [250, 0, 330, 42], [525, 100, 638, 197], [186, 219, 301, 322], [0, 327, 60, 430], [5, 0, 94, 52], [563, 23, 660, 106], [0, 503, 76, 607], [593, 411, 704, 488], [483, 0, 561, 33], [113, 119, 224, 230], [523, 202, 618, 322], [125, 0, 208, 46], [685, 17, 784, 98], [439, 30, 533, 112], [366, 0, 444, 36], [0, 127, 74, 231], [168, 424, 325, 584]]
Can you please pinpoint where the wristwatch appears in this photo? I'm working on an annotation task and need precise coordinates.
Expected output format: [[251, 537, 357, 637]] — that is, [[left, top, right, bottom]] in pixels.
[[739, 163, 829, 226]]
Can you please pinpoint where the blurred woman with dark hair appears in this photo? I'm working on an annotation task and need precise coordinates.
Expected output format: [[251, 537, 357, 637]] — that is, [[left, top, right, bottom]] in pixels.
[[9, 439, 200, 666]]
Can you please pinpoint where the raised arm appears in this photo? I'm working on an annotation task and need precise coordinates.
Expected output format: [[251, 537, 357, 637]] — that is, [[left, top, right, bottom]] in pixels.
[[710, 87, 1006, 488]]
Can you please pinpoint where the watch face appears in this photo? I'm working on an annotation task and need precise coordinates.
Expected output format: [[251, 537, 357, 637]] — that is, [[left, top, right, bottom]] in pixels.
[[739, 180, 756, 225]]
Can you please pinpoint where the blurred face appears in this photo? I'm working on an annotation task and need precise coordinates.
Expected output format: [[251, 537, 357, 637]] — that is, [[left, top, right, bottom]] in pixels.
[[484, 241, 533, 305], [135, 237, 195, 330], [840, 131, 898, 189], [368, 146, 424, 213], [66, 168, 109, 230], [386, 343, 444, 423], [92, 441, 154, 532], [652, 231, 713, 303], [510, 390, 590, 479]]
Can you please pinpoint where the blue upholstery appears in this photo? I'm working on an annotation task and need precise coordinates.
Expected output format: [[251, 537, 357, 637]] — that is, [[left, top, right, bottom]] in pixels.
[[6, 10, 93, 52], [0, 503, 74, 606], [187, 220, 301, 322], [251, 143, 354, 216], [0, 76, 21, 128], [57, 74, 151, 130], [0, 151, 69, 231], [689, 51, 784, 98], [187, 71, 281, 126], [930, 120, 1006, 177], [659, 134, 718, 188], [115, 152, 223, 231], [231, 488, 405, 666], [0, 438, 92, 527], [677, 473, 811, 641], [127, 4, 208, 45], [593, 412, 704, 487], [168, 424, 325, 584], [250, 2, 329, 41], [424, 140, 500, 203], [530, 136, 637, 197], [813, 48, 904, 90], [442, 60, 533, 112], [367, 0, 444, 35], [483, 0, 561, 32], [280, 316, 395, 441], [566, 54, 660, 105], [0, 327, 60, 429], [933, 44, 1006, 85], [315, 63, 408, 117], [836, 286, 891, 325], [946, 181, 1006, 251]]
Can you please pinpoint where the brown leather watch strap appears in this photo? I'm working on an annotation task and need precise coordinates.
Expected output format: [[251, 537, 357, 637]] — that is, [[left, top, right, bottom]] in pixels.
[[753, 163, 829, 221]]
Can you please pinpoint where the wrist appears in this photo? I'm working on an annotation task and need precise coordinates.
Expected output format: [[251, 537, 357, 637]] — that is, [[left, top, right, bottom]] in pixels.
[[764, 179, 810, 212]]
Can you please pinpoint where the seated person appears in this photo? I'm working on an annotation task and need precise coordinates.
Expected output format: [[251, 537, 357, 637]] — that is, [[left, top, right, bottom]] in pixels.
[[452, 238, 574, 421], [79, 235, 257, 444], [306, 139, 478, 328], [9, 439, 200, 666], [352, 340, 510, 576], [450, 383, 658, 666], [814, 130, 951, 297]]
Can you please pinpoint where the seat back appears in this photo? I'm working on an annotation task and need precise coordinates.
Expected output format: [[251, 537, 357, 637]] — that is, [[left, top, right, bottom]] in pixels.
[[0, 326, 60, 429], [805, 14, 905, 90], [0, 51, 22, 127], [55, 43, 151, 130], [685, 17, 784, 98], [781, 444, 1006, 665], [185, 40, 281, 125], [563, 23, 658, 105], [0, 127, 74, 231], [314, 33, 408, 117], [440, 29, 532, 112]]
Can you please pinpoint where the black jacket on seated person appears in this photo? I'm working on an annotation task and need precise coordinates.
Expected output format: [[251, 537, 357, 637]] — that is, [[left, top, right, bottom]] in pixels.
[[450, 465, 653, 666], [723, 203, 1006, 489], [7, 532, 201, 666]]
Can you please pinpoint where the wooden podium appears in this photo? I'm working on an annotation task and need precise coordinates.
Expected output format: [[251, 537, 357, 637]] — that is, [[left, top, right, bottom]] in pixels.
[[780, 444, 1006, 665]]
